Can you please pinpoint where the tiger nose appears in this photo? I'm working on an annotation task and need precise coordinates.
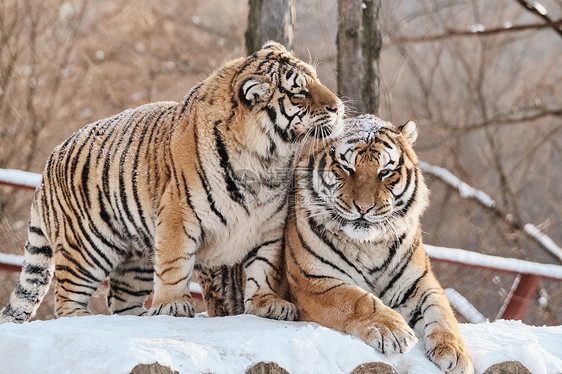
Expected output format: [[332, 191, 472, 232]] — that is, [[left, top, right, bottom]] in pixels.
[[353, 200, 375, 215], [326, 101, 342, 114]]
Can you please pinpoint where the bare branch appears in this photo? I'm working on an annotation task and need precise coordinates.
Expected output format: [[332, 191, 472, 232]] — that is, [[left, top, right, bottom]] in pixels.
[[384, 19, 562, 47], [513, 0, 562, 38], [454, 108, 562, 134], [419, 161, 562, 264]]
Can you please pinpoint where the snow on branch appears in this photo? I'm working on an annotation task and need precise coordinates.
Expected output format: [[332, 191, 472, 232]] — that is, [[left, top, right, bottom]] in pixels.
[[444, 288, 487, 324], [0, 253, 25, 267], [419, 161, 562, 263], [419, 161, 495, 207], [514, 0, 562, 38], [426, 245, 562, 280], [523, 224, 562, 264], [0, 168, 42, 189]]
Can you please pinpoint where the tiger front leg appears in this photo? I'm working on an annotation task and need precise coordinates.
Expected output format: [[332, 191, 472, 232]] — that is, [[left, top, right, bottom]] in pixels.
[[243, 238, 297, 321], [411, 275, 474, 374], [292, 280, 417, 355], [148, 193, 200, 318]]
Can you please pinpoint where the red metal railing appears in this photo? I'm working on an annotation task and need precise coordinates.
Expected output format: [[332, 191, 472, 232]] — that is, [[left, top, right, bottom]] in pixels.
[[426, 246, 562, 320], [2, 168, 561, 320]]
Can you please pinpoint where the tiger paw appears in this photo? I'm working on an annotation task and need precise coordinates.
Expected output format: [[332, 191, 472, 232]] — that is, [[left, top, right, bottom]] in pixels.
[[363, 310, 418, 354], [426, 331, 474, 374], [148, 299, 195, 317], [245, 295, 297, 321]]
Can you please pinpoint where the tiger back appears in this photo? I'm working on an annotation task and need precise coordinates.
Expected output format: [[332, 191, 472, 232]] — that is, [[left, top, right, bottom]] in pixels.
[[0, 41, 344, 323], [284, 115, 473, 373]]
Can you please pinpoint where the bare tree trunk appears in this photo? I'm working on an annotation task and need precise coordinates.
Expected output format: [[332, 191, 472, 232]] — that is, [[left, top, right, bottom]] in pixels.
[[337, 0, 382, 115], [245, 0, 296, 54]]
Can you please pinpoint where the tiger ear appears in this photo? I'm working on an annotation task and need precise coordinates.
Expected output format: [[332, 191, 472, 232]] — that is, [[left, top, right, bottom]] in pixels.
[[261, 40, 287, 52], [399, 120, 418, 145], [240, 78, 271, 106]]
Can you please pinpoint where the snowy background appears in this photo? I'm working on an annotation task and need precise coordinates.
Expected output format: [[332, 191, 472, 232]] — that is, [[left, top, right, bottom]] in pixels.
[[1, 314, 561, 374]]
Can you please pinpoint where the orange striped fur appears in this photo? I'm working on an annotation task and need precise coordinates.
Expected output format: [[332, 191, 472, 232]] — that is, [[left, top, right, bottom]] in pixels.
[[284, 115, 473, 373], [0, 41, 344, 323]]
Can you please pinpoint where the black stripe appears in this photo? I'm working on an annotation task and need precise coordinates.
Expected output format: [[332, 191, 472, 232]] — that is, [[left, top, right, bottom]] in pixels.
[[286, 236, 340, 281], [23, 264, 49, 275], [26, 244, 53, 257], [307, 217, 367, 280], [179, 173, 204, 242], [395, 169, 418, 215], [95, 114, 122, 164], [214, 121, 249, 212], [57, 246, 104, 283], [72, 212, 116, 273], [132, 110, 167, 241], [243, 239, 280, 264], [118, 111, 152, 247], [369, 233, 406, 274], [29, 226, 43, 236], [112, 305, 145, 314], [391, 269, 428, 308], [193, 119, 227, 226], [312, 282, 347, 295], [379, 237, 419, 299], [97, 188, 125, 243], [1, 302, 30, 321], [55, 295, 88, 308], [196, 169, 227, 225], [14, 283, 41, 303], [408, 288, 442, 326], [80, 139, 93, 209], [60, 128, 128, 266], [244, 256, 279, 272], [255, 54, 275, 72], [266, 105, 277, 123], [178, 83, 202, 119], [54, 274, 99, 291], [163, 274, 189, 286], [110, 284, 152, 297], [101, 111, 138, 225], [268, 190, 290, 220], [296, 226, 352, 279], [59, 284, 94, 297]]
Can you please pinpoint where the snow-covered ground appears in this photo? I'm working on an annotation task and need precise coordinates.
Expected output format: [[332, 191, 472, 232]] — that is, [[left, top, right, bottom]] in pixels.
[[0, 315, 561, 374]]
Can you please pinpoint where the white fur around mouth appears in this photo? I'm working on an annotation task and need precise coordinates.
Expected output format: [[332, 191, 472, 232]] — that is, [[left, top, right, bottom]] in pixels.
[[335, 209, 392, 225], [342, 224, 379, 241]]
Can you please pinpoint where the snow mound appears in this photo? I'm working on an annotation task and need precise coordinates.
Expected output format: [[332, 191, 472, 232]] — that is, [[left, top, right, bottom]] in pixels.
[[0, 315, 561, 374]]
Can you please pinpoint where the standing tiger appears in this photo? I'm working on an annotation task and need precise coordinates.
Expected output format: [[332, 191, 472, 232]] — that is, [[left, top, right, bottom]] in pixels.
[[284, 114, 473, 373], [0, 41, 344, 323]]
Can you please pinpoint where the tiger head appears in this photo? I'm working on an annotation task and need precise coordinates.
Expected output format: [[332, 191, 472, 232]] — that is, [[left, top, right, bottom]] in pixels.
[[298, 114, 429, 242], [229, 41, 344, 154]]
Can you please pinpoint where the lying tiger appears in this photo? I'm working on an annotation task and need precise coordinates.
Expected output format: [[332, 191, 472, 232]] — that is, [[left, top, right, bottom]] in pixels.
[[284, 114, 473, 373], [0, 41, 343, 323], [199, 115, 473, 373]]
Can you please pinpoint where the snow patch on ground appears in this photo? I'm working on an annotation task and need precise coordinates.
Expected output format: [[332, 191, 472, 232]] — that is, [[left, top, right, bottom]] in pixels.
[[0, 315, 561, 374]]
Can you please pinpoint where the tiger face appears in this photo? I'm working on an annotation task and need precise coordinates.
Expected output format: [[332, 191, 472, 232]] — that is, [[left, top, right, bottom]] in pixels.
[[303, 115, 428, 241], [235, 42, 344, 146]]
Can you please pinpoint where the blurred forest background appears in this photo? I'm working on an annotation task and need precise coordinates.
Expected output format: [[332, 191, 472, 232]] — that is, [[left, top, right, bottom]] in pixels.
[[0, 0, 560, 325]]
